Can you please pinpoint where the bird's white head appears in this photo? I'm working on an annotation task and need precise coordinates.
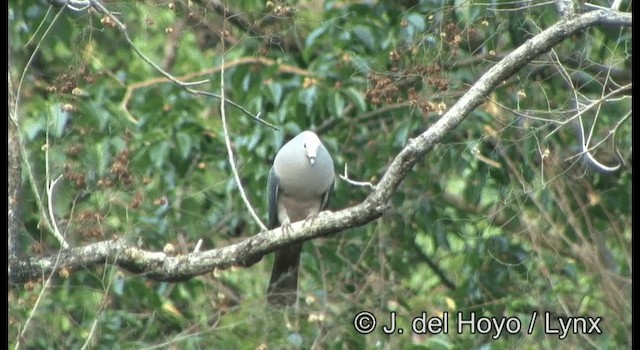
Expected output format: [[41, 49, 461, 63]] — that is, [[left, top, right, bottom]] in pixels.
[[301, 131, 322, 165]]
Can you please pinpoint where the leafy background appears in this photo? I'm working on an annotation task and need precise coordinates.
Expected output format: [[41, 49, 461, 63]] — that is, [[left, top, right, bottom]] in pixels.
[[9, 0, 631, 349]]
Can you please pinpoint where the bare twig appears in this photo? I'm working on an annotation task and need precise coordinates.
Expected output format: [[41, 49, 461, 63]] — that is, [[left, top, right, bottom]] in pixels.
[[46, 174, 69, 248], [546, 47, 628, 173], [9, 73, 22, 264], [565, 111, 630, 165], [44, 110, 70, 248], [80, 261, 118, 350], [545, 83, 631, 138], [47, 0, 92, 11], [86, 0, 271, 128], [610, 0, 624, 11], [339, 164, 376, 190], [583, 2, 614, 11], [120, 56, 311, 123], [193, 239, 203, 253], [411, 245, 457, 290], [219, 18, 268, 232], [12, 5, 67, 247], [14, 242, 66, 350]]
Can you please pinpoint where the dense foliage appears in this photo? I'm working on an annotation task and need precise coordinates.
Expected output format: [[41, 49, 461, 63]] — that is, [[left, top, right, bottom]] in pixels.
[[9, 0, 631, 348]]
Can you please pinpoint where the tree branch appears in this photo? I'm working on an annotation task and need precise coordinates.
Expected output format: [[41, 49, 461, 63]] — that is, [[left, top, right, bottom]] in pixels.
[[9, 9, 631, 285], [368, 9, 631, 206], [9, 205, 379, 283], [8, 73, 21, 264]]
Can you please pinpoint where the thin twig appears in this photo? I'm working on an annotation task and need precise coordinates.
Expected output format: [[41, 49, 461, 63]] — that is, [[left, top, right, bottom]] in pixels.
[[46, 174, 69, 248], [87, 0, 272, 128], [44, 108, 70, 248], [545, 83, 631, 138], [219, 19, 268, 232], [14, 248, 66, 350], [193, 239, 203, 253], [80, 261, 118, 349], [120, 56, 308, 125], [411, 245, 457, 291], [547, 48, 622, 173], [564, 111, 630, 162], [12, 4, 66, 247], [339, 164, 376, 190]]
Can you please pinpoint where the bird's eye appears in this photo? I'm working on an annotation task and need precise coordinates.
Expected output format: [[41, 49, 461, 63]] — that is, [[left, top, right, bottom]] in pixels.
[[304, 143, 307, 148]]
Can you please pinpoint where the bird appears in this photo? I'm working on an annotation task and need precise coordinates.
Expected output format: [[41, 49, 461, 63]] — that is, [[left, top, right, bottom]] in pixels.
[[266, 130, 335, 306]]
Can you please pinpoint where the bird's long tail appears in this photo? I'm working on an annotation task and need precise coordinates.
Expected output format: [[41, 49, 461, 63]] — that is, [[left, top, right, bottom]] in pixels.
[[267, 243, 302, 306]]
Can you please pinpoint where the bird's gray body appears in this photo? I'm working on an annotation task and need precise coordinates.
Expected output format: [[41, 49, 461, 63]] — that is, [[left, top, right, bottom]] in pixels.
[[266, 131, 334, 305]]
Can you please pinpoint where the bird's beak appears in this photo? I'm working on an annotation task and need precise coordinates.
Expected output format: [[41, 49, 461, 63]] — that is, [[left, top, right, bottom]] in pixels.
[[309, 157, 316, 166]]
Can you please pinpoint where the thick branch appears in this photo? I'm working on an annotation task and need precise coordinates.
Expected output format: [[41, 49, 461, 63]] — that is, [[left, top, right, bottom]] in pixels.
[[9, 9, 631, 284], [10, 202, 381, 283]]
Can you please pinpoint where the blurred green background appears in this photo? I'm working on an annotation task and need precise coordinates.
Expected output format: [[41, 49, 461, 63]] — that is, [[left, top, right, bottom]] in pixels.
[[9, 0, 631, 348]]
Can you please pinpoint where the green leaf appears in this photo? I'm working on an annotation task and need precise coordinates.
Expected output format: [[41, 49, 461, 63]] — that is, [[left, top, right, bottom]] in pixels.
[[286, 332, 303, 347], [267, 82, 283, 106], [93, 141, 111, 176], [304, 25, 329, 61], [241, 73, 253, 92], [176, 131, 192, 159], [394, 124, 409, 147], [148, 141, 170, 169], [342, 87, 367, 113], [407, 14, 426, 32], [352, 25, 375, 51], [327, 90, 345, 117], [299, 86, 318, 117], [21, 115, 45, 140], [50, 104, 70, 138], [305, 24, 328, 48]]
